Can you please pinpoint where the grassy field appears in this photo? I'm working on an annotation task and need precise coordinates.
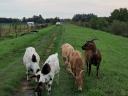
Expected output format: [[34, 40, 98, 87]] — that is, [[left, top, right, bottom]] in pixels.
[[0, 25, 62, 96], [0, 24, 128, 96], [57, 24, 128, 96]]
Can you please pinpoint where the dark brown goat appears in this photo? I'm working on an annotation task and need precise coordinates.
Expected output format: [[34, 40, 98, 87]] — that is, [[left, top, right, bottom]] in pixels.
[[82, 39, 101, 78]]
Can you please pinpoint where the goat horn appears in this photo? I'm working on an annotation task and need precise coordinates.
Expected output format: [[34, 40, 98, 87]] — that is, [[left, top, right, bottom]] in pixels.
[[76, 70, 84, 79], [80, 70, 84, 75]]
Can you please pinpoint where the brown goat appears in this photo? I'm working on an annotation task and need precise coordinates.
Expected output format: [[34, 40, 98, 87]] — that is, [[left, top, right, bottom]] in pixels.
[[69, 50, 84, 91], [61, 43, 74, 65], [82, 39, 101, 78]]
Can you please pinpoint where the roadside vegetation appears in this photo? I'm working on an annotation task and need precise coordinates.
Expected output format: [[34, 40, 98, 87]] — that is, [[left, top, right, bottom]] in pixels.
[[0, 25, 55, 96], [72, 8, 128, 37], [0, 24, 128, 96]]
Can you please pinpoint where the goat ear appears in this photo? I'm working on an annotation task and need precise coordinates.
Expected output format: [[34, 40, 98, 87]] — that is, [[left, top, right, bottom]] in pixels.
[[41, 63, 51, 75]]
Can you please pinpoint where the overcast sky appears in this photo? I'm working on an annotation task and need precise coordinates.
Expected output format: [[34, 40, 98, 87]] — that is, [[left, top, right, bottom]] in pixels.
[[0, 0, 128, 19]]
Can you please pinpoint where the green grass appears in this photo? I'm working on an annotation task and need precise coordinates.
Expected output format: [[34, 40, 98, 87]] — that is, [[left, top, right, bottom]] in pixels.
[[0, 24, 128, 96], [55, 24, 128, 96], [0, 25, 57, 96]]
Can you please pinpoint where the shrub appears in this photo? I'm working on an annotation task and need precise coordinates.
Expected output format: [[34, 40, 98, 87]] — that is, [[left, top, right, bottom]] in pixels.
[[110, 20, 128, 37]]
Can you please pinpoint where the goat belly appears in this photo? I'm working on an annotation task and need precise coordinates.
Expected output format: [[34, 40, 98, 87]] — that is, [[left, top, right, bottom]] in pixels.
[[90, 57, 97, 66]]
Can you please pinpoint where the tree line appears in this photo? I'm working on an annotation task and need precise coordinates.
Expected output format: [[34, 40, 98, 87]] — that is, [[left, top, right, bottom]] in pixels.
[[1, 8, 128, 37], [72, 8, 128, 37], [0, 15, 61, 24], [0, 15, 62, 39]]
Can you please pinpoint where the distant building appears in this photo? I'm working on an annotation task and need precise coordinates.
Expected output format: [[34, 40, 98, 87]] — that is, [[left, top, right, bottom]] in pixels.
[[27, 22, 35, 27], [56, 22, 61, 25]]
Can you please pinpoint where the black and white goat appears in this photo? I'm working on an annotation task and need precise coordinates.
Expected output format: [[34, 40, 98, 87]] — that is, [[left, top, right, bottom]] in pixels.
[[23, 47, 41, 81], [35, 53, 60, 95]]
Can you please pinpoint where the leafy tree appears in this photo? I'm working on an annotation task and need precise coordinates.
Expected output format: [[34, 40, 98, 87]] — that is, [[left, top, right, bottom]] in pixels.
[[0, 18, 21, 23], [110, 8, 128, 21], [89, 17, 98, 29], [72, 14, 97, 22], [22, 15, 45, 24]]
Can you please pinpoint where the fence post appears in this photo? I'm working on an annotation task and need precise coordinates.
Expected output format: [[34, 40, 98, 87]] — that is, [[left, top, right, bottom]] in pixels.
[[0, 24, 2, 37], [13, 23, 18, 38]]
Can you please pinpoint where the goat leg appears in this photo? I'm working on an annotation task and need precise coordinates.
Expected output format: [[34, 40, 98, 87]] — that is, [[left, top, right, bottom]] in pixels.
[[26, 70, 30, 81], [63, 57, 66, 62], [96, 64, 100, 78], [86, 61, 89, 73], [88, 64, 91, 76]]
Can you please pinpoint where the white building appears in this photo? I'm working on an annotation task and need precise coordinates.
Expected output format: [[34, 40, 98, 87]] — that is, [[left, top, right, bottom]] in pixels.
[[56, 22, 61, 25], [27, 22, 35, 27]]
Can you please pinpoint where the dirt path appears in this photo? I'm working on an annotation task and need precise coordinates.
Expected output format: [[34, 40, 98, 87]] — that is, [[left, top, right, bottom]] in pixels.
[[14, 79, 35, 96], [14, 28, 59, 96]]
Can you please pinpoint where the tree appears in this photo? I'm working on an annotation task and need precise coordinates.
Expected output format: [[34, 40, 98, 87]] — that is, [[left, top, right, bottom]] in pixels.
[[110, 8, 128, 21], [72, 14, 97, 22], [0, 24, 2, 37], [22, 15, 45, 24], [89, 17, 98, 29], [97, 18, 109, 30], [22, 17, 26, 22]]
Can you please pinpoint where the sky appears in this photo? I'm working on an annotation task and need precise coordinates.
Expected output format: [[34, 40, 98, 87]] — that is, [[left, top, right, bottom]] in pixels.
[[0, 0, 128, 19]]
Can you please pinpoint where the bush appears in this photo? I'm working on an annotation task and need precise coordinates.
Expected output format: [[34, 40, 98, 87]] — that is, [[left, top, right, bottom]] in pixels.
[[110, 20, 128, 37]]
